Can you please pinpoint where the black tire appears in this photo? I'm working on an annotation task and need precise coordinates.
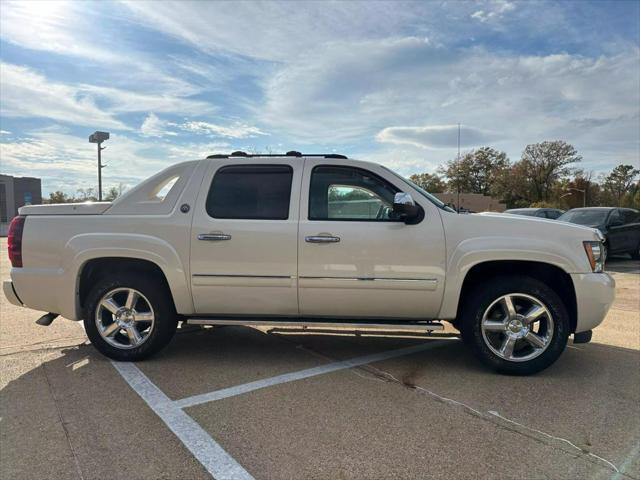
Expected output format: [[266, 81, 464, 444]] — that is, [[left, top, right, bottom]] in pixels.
[[84, 272, 178, 361], [461, 275, 570, 375]]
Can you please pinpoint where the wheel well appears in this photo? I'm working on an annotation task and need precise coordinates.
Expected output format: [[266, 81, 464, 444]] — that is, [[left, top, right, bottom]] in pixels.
[[78, 257, 173, 318], [456, 260, 577, 333]]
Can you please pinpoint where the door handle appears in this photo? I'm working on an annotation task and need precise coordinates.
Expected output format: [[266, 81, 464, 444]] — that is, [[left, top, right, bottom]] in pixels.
[[305, 235, 340, 243], [198, 233, 232, 241]]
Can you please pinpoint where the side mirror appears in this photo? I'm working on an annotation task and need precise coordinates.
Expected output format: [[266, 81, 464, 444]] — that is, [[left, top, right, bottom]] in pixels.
[[609, 217, 624, 227], [393, 192, 420, 222]]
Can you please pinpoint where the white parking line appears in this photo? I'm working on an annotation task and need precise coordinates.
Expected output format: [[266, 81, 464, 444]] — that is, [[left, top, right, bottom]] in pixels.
[[111, 339, 452, 479], [174, 340, 452, 409], [112, 361, 255, 480]]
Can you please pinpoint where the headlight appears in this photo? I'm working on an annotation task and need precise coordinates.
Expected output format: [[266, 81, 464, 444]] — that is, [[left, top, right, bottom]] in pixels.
[[583, 241, 605, 272]]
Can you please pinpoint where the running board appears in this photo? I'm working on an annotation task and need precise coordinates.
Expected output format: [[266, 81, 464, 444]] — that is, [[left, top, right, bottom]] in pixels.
[[186, 318, 444, 333]]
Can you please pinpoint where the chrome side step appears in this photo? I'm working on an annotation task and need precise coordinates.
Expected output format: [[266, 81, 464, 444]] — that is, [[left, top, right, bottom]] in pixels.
[[186, 318, 444, 333]]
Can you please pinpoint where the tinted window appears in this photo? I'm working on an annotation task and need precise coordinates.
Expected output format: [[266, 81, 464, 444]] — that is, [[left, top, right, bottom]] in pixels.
[[506, 209, 537, 216], [608, 209, 623, 226], [309, 166, 400, 221], [558, 209, 609, 226], [206, 165, 293, 219], [545, 210, 563, 219], [622, 209, 640, 224]]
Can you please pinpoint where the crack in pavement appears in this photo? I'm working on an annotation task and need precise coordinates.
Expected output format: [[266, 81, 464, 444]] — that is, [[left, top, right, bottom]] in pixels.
[[288, 340, 630, 478], [41, 362, 85, 480]]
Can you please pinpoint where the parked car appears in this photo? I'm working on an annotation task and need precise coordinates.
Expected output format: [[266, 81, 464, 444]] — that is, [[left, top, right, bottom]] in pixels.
[[558, 207, 640, 259], [505, 208, 565, 219], [4, 152, 615, 375]]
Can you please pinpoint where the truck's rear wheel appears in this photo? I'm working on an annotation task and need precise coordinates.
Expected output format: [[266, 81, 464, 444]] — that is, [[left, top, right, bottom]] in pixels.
[[461, 276, 569, 375], [84, 273, 178, 361]]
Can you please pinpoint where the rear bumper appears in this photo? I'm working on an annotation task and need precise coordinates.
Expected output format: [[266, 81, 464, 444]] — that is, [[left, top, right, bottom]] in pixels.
[[3, 280, 23, 307], [571, 272, 616, 333]]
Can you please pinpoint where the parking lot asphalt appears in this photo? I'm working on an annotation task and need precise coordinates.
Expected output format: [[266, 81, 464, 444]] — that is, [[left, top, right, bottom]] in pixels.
[[1, 238, 638, 480]]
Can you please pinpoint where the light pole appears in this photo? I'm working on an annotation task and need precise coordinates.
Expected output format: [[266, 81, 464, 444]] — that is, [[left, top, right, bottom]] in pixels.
[[89, 131, 109, 201], [567, 187, 586, 207], [456, 123, 461, 212]]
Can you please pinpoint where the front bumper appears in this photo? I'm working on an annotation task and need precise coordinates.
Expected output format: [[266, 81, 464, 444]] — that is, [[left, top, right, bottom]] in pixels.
[[3, 280, 23, 307], [571, 272, 616, 333]]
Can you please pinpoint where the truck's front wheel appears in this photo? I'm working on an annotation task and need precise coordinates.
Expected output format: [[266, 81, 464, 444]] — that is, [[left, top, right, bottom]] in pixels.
[[461, 276, 570, 375], [84, 273, 178, 361]]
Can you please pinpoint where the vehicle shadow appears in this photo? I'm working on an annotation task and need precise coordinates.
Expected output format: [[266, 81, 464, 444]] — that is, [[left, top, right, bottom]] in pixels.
[[606, 254, 640, 273], [2, 326, 639, 479]]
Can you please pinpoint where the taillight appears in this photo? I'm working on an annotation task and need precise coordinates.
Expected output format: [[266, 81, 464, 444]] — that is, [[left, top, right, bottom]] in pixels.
[[8, 215, 25, 268]]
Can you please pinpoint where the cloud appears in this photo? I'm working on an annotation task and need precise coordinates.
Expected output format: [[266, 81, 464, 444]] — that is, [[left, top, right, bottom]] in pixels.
[[0, 127, 235, 194], [0, 129, 188, 193], [1, 63, 129, 130], [257, 37, 639, 170], [180, 121, 268, 139], [471, 1, 516, 23], [376, 125, 499, 149], [0, 63, 215, 129], [0, 1, 121, 62], [140, 113, 177, 137], [120, 1, 418, 62]]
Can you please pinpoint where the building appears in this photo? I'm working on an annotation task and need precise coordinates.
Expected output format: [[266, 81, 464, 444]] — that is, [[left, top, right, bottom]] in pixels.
[[0, 174, 42, 236], [434, 192, 506, 213]]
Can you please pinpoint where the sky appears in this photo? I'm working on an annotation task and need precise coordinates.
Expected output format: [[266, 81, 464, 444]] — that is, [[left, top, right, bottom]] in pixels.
[[0, 0, 639, 196]]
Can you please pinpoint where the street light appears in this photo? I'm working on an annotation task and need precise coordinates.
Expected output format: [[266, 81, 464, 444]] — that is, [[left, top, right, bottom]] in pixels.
[[566, 187, 586, 207], [89, 131, 109, 201]]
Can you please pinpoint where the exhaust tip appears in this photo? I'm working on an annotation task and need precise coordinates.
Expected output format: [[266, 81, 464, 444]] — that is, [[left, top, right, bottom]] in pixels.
[[36, 313, 59, 326]]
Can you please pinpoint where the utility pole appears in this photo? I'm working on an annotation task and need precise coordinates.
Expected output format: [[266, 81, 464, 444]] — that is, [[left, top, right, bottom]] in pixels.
[[89, 131, 110, 201]]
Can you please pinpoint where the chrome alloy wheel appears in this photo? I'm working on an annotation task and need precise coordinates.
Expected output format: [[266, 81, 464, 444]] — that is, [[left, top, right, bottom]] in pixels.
[[480, 293, 554, 362], [95, 288, 155, 349]]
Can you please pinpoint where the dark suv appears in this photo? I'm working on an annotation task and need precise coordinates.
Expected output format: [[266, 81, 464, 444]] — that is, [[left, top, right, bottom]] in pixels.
[[558, 207, 640, 259], [505, 208, 565, 219]]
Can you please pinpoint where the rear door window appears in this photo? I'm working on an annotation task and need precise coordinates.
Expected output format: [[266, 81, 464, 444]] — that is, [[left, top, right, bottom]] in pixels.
[[206, 165, 293, 219]]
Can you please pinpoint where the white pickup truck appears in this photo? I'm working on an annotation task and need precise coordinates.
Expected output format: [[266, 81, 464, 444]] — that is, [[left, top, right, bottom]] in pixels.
[[4, 152, 615, 374]]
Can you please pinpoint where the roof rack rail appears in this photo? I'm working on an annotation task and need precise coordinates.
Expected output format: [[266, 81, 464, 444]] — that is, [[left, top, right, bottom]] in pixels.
[[206, 152, 348, 159]]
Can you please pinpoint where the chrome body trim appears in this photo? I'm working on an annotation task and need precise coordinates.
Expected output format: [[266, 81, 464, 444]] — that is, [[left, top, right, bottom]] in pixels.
[[198, 233, 232, 241], [187, 317, 444, 332], [305, 235, 341, 243]]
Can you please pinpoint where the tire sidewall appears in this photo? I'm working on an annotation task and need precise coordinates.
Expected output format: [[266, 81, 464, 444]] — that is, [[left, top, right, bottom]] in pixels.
[[84, 273, 178, 361], [462, 275, 570, 375]]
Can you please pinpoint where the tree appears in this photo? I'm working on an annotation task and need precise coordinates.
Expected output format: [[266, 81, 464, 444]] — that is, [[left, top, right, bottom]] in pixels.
[[408, 172, 446, 193], [440, 147, 510, 195], [104, 186, 120, 201], [601, 164, 640, 206], [46, 191, 70, 204], [519, 141, 581, 202], [492, 160, 533, 207], [76, 188, 97, 202]]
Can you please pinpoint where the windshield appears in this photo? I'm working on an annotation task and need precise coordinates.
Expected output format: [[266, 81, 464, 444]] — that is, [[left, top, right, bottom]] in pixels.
[[381, 166, 457, 213], [558, 209, 609, 225]]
